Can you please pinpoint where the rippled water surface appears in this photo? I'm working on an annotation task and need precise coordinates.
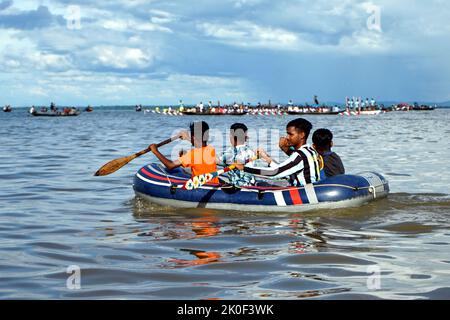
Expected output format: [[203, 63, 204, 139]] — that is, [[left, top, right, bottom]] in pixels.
[[0, 108, 449, 299]]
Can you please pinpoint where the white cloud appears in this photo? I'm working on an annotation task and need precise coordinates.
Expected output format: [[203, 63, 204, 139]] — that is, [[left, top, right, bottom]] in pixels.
[[29, 86, 48, 97], [337, 29, 389, 54], [119, 0, 157, 7], [4, 59, 21, 68], [0, 29, 73, 72], [92, 45, 154, 69], [232, 0, 265, 9], [149, 9, 177, 24], [0, 29, 28, 51], [101, 19, 128, 31], [102, 18, 172, 33], [197, 20, 389, 54], [198, 21, 299, 50], [33, 52, 73, 70]]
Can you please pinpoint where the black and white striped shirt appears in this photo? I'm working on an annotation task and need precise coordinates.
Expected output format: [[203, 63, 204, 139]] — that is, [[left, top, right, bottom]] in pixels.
[[244, 144, 321, 186]]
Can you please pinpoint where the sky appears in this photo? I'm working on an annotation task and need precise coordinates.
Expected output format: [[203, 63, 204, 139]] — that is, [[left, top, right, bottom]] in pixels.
[[0, 0, 449, 106]]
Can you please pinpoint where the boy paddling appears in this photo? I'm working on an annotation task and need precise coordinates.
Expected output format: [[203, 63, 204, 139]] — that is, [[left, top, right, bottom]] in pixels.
[[149, 121, 219, 184]]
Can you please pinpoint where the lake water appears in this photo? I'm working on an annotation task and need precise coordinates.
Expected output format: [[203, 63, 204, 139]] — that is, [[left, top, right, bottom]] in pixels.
[[0, 107, 449, 299]]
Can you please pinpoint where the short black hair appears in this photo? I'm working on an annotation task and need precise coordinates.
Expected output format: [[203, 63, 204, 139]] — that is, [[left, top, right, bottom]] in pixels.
[[286, 118, 313, 139], [230, 123, 248, 145], [189, 121, 209, 144], [312, 128, 333, 149], [230, 123, 248, 132]]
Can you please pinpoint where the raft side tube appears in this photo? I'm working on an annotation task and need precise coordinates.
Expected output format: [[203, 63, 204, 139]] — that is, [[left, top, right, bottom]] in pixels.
[[133, 163, 389, 212]]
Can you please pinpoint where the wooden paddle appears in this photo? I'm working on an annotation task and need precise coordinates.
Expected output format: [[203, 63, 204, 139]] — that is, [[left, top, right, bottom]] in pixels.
[[94, 135, 179, 176]]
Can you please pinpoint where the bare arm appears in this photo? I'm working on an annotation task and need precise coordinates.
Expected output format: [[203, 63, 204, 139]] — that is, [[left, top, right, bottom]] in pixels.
[[234, 153, 303, 179], [256, 148, 273, 165], [150, 144, 181, 170], [279, 137, 293, 156]]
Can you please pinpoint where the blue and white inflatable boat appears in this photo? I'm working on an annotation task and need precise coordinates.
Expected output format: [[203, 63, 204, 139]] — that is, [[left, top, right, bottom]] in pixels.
[[133, 163, 389, 212]]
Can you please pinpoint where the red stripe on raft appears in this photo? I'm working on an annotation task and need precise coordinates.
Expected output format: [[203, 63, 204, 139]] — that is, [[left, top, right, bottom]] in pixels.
[[141, 167, 187, 183], [289, 189, 303, 205]]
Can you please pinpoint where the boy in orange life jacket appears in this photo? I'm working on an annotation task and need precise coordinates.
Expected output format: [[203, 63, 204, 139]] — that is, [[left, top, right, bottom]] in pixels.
[[149, 121, 219, 184]]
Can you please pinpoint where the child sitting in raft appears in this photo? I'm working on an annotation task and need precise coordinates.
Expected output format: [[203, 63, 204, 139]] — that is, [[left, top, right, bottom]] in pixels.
[[312, 128, 345, 178], [149, 121, 219, 184], [217, 123, 269, 187], [233, 118, 321, 187]]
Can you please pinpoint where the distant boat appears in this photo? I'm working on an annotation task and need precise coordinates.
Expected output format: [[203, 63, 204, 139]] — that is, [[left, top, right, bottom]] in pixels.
[[339, 109, 384, 116], [150, 108, 182, 116], [31, 111, 80, 117], [85, 106, 94, 112], [287, 110, 340, 115], [394, 103, 412, 111], [287, 106, 341, 115], [3, 105, 12, 112], [248, 109, 286, 116], [135, 105, 142, 112], [182, 110, 248, 116], [412, 104, 435, 111], [31, 108, 80, 117]]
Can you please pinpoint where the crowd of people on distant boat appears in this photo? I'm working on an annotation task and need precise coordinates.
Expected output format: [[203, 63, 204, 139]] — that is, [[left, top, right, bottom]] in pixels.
[[183, 100, 249, 114], [3, 99, 436, 116], [143, 97, 438, 115], [149, 97, 344, 115], [149, 118, 345, 189], [345, 97, 379, 111]]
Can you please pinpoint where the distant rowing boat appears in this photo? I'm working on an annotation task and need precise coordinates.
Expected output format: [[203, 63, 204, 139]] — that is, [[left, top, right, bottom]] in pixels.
[[248, 111, 287, 116], [181, 111, 248, 116], [339, 109, 384, 116], [412, 105, 436, 111], [31, 111, 80, 117], [287, 106, 341, 115], [287, 111, 340, 115], [150, 110, 183, 116]]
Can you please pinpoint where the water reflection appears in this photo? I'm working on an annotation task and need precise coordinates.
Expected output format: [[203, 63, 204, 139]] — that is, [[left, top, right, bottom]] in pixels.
[[134, 210, 223, 267], [169, 249, 222, 268], [168, 215, 222, 268], [131, 202, 331, 267]]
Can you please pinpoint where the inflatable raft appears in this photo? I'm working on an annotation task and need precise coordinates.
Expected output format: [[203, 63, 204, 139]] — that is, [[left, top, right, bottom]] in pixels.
[[133, 163, 389, 212]]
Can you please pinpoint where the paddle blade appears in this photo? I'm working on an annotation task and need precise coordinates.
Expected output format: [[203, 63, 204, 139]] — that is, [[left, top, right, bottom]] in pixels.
[[94, 155, 134, 176]]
